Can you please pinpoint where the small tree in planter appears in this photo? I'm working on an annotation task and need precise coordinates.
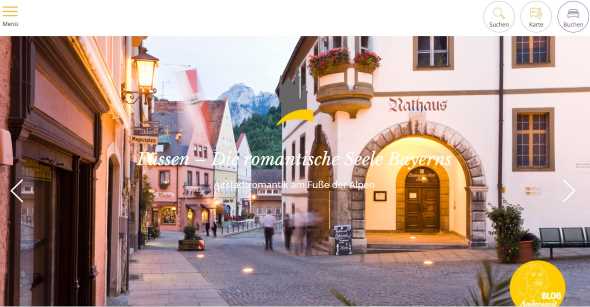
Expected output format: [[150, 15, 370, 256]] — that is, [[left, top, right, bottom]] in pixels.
[[487, 200, 523, 263], [178, 225, 205, 251], [354, 51, 381, 73], [308, 48, 350, 77]]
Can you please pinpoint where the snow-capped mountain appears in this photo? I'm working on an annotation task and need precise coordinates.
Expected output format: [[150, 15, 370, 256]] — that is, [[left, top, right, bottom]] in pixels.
[[219, 83, 279, 126]]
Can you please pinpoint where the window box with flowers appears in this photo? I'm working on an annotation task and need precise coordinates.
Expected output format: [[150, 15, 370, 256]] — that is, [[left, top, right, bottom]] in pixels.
[[354, 51, 381, 74], [308, 48, 350, 78]]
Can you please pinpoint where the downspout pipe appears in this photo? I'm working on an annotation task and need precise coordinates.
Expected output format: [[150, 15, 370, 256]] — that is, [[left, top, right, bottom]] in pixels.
[[497, 36, 504, 208]]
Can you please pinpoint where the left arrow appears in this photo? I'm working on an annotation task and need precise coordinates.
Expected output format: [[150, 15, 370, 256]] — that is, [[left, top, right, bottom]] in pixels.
[[11, 179, 23, 203]]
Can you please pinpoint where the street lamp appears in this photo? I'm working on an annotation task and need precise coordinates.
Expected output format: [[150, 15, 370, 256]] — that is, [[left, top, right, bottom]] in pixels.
[[122, 46, 160, 104], [127, 45, 160, 250], [134, 47, 159, 93]]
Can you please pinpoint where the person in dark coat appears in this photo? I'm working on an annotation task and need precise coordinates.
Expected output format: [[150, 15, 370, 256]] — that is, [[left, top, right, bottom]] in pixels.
[[205, 220, 210, 237], [283, 214, 293, 251], [212, 221, 218, 237]]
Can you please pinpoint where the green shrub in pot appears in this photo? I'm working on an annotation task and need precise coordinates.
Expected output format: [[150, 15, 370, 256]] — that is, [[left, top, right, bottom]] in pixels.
[[487, 200, 523, 263], [183, 225, 197, 240]]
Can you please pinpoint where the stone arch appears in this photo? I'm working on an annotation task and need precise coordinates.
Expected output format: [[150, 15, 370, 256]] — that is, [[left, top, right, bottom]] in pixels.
[[351, 120, 488, 246], [395, 162, 450, 232]]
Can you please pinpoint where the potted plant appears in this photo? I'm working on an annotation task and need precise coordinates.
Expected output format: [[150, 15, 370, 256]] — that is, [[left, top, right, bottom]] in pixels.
[[308, 48, 350, 77], [178, 225, 205, 251], [518, 231, 540, 263], [354, 51, 381, 73], [487, 200, 523, 263]]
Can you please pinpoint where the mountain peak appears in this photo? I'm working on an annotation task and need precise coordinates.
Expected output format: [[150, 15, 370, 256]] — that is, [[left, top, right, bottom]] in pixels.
[[219, 83, 279, 126]]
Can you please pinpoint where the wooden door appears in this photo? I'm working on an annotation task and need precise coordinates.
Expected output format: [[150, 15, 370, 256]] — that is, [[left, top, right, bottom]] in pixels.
[[405, 167, 440, 232], [405, 187, 422, 231], [420, 188, 439, 232], [54, 167, 76, 305]]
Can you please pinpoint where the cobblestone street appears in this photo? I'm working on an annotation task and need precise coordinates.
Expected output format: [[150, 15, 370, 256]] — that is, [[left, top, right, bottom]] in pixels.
[[183, 230, 590, 306], [126, 232, 228, 306]]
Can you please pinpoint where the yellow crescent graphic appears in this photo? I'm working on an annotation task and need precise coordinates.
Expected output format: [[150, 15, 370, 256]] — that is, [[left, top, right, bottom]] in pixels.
[[276, 108, 314, 126]]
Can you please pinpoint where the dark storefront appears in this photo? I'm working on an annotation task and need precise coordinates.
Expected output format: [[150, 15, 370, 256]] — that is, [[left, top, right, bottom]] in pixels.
[[7, 37, 107, 305]]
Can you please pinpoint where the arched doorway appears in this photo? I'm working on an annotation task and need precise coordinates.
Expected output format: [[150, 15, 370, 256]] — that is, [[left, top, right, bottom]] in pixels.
[[201, 208, 209, 224], [308, 125, 333, 241], [187, 208, 195, 226], [404, 167, 440, 232], [351, 120, 488, 248]]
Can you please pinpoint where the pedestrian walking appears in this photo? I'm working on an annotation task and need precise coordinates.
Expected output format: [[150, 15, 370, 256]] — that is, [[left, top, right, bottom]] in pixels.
[[212, 221, 218, 237], [283, 214, 293, 251], [293, 211, 305, 255], [304, 211, 315, 256], [262, 210, 276, 250]]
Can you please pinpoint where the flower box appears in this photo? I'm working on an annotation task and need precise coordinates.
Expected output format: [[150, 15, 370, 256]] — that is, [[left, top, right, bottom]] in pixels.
[[354, 51, 381, 74], [309, 48, 350, 78]]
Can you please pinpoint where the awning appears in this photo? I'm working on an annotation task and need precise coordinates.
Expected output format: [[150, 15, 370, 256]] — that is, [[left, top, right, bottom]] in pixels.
[[200, 203, 217, 210]]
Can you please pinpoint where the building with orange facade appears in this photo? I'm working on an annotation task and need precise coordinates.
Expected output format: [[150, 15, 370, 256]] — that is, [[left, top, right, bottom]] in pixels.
[[0, 36, 159, 305]]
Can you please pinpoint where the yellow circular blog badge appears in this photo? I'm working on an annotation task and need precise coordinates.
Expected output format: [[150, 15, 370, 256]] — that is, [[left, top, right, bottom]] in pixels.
[[510, 260, 566, 306]]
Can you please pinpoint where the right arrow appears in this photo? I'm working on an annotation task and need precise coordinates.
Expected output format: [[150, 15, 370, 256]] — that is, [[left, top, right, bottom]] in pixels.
[[562, 179, 576, 203]]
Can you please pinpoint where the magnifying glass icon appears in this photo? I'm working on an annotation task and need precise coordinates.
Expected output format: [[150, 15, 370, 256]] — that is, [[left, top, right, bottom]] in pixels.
[[493, 7, 506, 20]]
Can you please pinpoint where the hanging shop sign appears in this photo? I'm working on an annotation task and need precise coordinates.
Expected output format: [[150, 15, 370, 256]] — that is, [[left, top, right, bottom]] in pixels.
[[131, 135, 158, 145], [132, 121, 159, 145], [388, 97, 448, 112]]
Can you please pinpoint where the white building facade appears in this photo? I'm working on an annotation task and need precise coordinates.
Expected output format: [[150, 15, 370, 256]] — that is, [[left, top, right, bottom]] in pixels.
[[278, 36, 590, 253], [236, 133, 252, 215]]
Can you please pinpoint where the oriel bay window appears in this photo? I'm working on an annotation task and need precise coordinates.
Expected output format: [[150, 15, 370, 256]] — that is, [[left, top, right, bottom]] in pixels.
[[332, 36, 344, 48], [513, 36, 555, 67], [318, 36, 347, 52], [358, 36, 371, 54], [512, 108, 555, 171], [413, 36, 454, 70]]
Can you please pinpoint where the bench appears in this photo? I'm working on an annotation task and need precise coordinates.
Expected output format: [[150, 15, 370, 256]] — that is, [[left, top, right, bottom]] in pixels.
[[539, 227, 590, 259]]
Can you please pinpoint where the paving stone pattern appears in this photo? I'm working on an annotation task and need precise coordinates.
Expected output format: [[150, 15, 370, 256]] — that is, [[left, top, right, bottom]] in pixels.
[[184, 230, 590, 306], [128, 232, 228, 306]]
